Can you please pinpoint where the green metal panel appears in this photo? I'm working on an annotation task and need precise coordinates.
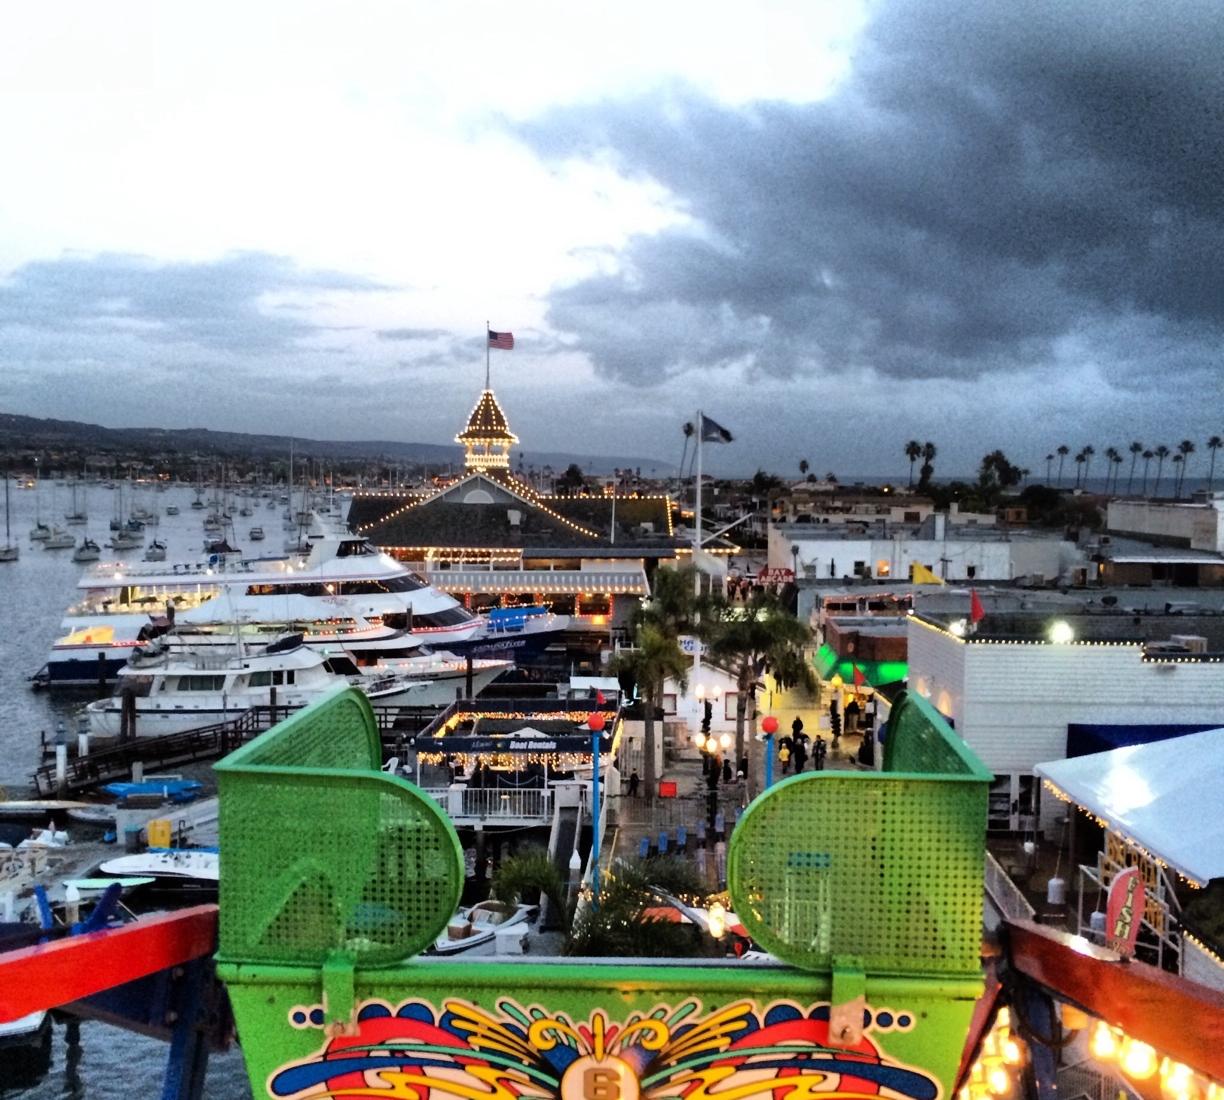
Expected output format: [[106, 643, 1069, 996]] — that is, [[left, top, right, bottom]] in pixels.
[[215, 686, 464, 966], [727, 688, 990, 974], [217, 960, 979, 1100]]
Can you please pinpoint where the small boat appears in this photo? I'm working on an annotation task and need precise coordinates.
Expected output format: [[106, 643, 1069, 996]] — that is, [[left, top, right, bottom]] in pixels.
[[29, 521, 51, 542], [107, 530, 142, 550], [72, 538, 101, 563], [42, 528, 76, 550], [166, 505, 180, 516], [98, 848, 219, 890], [102, 778, 203, 803], [248, 526, 265, 541], [430, 900, 535, 956], [143, 539, 167, 562]]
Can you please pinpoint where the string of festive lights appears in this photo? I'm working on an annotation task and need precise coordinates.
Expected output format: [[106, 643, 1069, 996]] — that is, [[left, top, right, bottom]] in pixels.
[[1042, 779, 1205, 888]]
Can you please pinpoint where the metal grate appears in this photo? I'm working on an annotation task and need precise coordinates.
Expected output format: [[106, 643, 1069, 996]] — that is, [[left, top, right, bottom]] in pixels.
[[216, 687, 463, 966], [729, 690, 990, 975]]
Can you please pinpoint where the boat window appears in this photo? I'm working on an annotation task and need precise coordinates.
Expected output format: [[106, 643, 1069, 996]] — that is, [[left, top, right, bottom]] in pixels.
[[323, 656, 361, 676], [414, 607, 476, 628], [179, 675, 225, 691], [248, 670, 272, 687]]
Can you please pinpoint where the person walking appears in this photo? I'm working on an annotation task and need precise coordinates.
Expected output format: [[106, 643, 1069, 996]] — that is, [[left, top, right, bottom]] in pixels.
[[791, 715, 804, 740], [628, 769, 640, 797]]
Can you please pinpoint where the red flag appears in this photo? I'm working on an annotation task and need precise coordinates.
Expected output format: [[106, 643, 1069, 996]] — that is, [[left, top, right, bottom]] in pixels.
[[852, 663, 866, 688], [969, 589, 985, 624], [595, 689, 606, 705]]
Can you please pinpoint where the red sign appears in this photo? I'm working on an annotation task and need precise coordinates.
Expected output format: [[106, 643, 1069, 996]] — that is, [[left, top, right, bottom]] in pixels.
[[657, 780, 678, 798], [1105, 867, 1145, 958]]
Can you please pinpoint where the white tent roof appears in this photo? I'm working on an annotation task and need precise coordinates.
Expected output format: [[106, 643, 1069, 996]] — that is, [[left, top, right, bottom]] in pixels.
[[1035, 727, 1224, 886]]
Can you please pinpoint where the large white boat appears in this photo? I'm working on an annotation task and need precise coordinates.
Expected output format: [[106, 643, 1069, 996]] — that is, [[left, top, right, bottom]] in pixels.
[[81, 633, 509, 736], [34, 518, 487, 687]]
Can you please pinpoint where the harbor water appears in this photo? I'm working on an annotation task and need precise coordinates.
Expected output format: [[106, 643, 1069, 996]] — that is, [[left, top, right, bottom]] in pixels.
[[1, 481, 256, 1098]]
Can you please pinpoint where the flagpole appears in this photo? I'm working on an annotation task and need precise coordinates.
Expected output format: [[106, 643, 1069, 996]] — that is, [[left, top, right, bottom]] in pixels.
[[694, 410, 703, 598], [485, 319, 490, 390]]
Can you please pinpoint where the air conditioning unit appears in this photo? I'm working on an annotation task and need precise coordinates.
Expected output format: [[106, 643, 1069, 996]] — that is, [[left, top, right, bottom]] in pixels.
[[1169, 634, 1208, 654]]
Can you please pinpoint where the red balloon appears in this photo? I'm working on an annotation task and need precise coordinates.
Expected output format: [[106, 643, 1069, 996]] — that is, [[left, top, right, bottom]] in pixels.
[[761, 715, 779, 735], [587, 712, 606, 732]]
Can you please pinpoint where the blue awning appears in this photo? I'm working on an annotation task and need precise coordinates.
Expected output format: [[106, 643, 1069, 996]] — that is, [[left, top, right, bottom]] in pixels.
[[1067, 722, 1222, 758]]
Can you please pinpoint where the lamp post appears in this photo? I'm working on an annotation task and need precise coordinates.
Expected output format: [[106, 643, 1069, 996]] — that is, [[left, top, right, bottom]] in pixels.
[[587, 712, 606, 901], [761, 715, 779, 789]]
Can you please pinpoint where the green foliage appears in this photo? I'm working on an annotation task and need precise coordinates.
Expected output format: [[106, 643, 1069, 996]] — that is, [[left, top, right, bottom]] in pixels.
[[565, 857, 712, 958], [555, 463, 587, 496], [492, 847, 567, 920]]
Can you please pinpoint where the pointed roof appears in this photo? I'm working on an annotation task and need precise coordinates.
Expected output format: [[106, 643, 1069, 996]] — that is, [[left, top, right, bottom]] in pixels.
[[456, 389, 518, 444]]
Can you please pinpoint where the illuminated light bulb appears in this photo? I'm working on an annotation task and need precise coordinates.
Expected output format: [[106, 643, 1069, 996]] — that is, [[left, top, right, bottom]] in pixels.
[[1090, 1022, 1121, 1061], [1002, 1037, 1024, 1067], [1048, 620, 1075, 644], [995, 1008, 1011, 1028], [719, 733, 731, 750], [982, 1033, 999, 1057], [1120, 1040, 1158, 1080], [693, 734, 706, 751], [1159, 1061, 1196, 1100], [707, 902, 727, 940], [986, 1065, 1011, 1096]]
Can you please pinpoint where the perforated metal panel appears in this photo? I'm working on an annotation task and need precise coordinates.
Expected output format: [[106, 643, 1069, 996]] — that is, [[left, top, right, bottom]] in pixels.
[[729, 690, 990, 976], [729, 774, 986, 973], [883, 689, 987, 777], [217, 687, 463, 966]]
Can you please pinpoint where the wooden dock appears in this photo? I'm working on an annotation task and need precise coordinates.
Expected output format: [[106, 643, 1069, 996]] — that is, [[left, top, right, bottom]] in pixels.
[[31, 704, 443, 797]]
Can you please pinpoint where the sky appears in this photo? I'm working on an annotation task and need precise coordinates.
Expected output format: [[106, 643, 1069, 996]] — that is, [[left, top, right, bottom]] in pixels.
[[1, 1, 1221, 477]]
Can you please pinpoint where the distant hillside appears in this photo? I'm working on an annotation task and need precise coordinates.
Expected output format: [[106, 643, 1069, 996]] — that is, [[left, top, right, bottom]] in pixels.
[[0, 411, 673, 475]]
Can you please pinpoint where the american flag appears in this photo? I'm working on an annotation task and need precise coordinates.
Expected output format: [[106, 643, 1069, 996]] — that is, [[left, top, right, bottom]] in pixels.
[[488, 329, 514, 350]]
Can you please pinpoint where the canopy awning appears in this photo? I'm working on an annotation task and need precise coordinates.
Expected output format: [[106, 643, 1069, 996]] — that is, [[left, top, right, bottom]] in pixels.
[[1035, 727, 1224, 886]]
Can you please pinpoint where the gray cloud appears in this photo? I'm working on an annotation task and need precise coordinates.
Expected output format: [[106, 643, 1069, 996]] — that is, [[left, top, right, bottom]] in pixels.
[[518, 0, 1224, 390], [375, 327, 452, 341], [0, 252, 382, 354]]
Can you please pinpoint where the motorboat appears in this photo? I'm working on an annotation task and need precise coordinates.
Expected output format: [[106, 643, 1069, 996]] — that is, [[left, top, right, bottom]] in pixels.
[[98, 847, 219, 894], [35, 516, 484, 687], [143, 539, 167, 562], [42, 528, 76, 550], [80, 633, 465, 736], [72, 538, 101, 563], [166, 505, 180, 516], [430, 900, 535, 956], [248, 526, 265, 541]]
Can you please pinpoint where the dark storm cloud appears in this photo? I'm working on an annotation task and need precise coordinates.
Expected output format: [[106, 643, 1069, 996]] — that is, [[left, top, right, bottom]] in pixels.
[[517, 0, 1224, 387], [0, 252, 381, 353]]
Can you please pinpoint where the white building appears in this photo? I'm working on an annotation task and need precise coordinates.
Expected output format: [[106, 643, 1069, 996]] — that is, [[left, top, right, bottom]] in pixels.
[[771, 515, 1079, 584], [907, 609, 1224, 835], [1107, 493, 1224, 553]]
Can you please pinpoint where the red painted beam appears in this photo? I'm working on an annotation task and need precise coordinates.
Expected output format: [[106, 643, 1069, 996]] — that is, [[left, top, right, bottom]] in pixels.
[[0, 904, 218, 1023], [1004, 918, 1224, 1082]]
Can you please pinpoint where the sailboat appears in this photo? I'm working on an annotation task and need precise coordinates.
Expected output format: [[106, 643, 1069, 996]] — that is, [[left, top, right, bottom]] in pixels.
[[1, 467, 18, 562], [29, 467, 50, 541], [64, 477, 88, 525]]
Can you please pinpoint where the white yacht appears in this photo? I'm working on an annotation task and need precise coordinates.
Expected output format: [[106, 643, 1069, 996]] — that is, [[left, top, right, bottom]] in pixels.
[[82, 633, 497, 736], [72, 538, 102, 563], [34, 518, 484, 688]]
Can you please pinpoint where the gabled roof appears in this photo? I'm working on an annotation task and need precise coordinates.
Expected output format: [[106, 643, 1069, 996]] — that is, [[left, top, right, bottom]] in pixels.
[[456, 390, 518, 444]]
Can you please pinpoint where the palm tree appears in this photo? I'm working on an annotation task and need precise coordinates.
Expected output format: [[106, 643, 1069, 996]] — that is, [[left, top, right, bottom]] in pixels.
[[1141, 450, 1154, 496], [1208, 435, 1222, 491], [904, 441, 922, 487], [1104, 447, 1120, 492], [799, 459, 809, 479], [1082, 445, 1095, 486], [1171, 454, 1184, 496], [1045, 453, 1055, 483], [610, 565, 696, 797], [1127, 442, 1143, 494], [611, 622, 688, 800], [1175, 440, 1195, 498], [1074, 450, 1086, 487], [701, 590, 814, 796], [1153, 445, 1170, 494], [1056, 444, 1069, 486], [918, 441, 937, 489]]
